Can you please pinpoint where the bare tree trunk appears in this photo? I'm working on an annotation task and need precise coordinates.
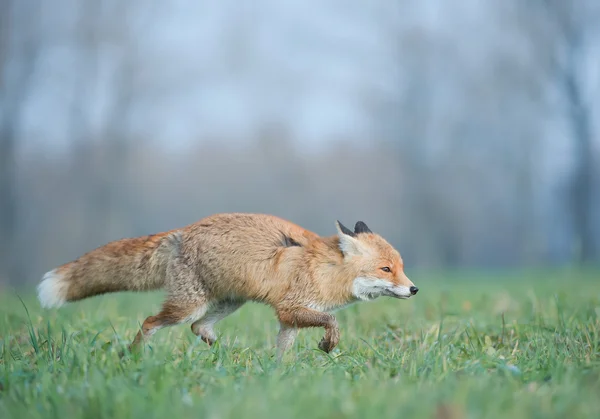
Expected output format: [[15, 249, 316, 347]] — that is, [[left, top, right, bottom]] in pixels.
[[0, 121, 18, 282], [68, 1, 135, 244], [0, 0, 40, 282], [536, 0, 598, 264], [562, 32, 595, 263], [0, 0, 16, 279], [0, 0, 16, 282], [97, 0, 137, 240], [68, 0, 104, 245]]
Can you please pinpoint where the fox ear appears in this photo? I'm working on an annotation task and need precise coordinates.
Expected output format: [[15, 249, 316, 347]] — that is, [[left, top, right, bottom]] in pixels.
[[336, 220, 370, 258], [336, 220, 356, 238], [354, 221, 372, 234]]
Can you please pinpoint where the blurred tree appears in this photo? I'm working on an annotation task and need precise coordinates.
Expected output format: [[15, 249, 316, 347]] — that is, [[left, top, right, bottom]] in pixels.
[[538, 0, 598, 263], [499, 0, 599, 264], [94, 1, 137, 241], [68, 0, 137, 245], [68, 0, 103, 245], [0, 0, 41, 281]]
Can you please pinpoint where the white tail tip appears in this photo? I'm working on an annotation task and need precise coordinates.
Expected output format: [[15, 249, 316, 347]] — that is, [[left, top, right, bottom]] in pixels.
[[38, 269, 68, 308]]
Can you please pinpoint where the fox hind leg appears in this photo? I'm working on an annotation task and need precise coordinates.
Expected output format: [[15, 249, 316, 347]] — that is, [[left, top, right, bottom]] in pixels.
[[127, 242, 212, 354], [191, 299, 244, 346], [128, 298, 209, 352]]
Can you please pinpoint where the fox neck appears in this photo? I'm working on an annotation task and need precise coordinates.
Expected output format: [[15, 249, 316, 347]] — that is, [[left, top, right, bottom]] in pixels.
[[307, 235, 363, 311]]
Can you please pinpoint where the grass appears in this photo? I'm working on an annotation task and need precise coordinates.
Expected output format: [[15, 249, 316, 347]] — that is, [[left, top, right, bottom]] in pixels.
[[1, 268, 599, 419]]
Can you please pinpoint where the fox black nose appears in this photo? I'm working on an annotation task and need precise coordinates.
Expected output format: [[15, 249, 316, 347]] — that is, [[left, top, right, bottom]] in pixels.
[[409, 286, 419, 295]]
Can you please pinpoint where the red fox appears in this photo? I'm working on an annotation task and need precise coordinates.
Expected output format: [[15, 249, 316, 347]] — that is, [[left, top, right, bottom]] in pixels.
[[38, 213, 418, 359]]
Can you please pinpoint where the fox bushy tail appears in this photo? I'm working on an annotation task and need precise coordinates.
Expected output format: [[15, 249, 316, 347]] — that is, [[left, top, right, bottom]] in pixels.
[[37, 231, 182, 308]]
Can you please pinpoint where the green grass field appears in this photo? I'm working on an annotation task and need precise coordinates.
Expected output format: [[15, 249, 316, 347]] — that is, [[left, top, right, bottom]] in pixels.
[[1, 269, 599, 419]]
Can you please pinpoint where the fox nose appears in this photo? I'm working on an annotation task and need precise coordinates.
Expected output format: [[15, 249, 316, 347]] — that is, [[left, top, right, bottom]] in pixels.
[[409, 286, 419, 295]]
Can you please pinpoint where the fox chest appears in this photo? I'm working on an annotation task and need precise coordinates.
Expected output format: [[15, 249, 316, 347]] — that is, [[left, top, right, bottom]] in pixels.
[[307, 299, 359, 313]]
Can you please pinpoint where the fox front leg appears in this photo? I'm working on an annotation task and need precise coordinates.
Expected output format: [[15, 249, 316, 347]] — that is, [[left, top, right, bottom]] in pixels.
[[277, 307, 340, 354], [317, 320, 340, 353]]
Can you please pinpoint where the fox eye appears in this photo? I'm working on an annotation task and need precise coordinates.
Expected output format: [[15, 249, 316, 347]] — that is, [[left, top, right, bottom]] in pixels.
[[381, 267, 391, 273]]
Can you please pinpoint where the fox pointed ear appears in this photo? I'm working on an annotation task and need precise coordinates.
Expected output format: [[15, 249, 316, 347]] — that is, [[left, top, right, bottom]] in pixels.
[[336, 220, 369, 258], [354, 221, 372, 234], [336, 220, 356, 238]]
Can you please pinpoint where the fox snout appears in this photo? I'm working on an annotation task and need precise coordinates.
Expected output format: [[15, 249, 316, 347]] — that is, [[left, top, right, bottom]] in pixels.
[[390, 274, 419, 299], [352, 275, 419, 301]]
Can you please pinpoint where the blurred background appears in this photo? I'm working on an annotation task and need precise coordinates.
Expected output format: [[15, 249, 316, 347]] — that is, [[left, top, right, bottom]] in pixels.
[[1, 0, 599, 288]]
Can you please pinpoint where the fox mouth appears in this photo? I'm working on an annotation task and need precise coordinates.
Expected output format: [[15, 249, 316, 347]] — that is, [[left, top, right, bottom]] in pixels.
[[384, 287, 413, 299]]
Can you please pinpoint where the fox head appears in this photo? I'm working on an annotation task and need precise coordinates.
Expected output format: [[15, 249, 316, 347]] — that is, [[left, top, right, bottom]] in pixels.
[[336, 220, 418, 301]]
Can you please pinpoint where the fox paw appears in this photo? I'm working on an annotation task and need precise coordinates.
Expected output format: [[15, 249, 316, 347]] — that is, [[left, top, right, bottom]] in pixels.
[[318, 329, 340, 353], [318, 337, 333, 353], [200, 336, 216, 347]]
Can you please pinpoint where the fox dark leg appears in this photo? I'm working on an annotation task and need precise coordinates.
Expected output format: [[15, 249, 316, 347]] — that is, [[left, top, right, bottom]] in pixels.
[[128, 246, 211, 353], [128, 298, 209, 352], [276, 307, 340, 356]]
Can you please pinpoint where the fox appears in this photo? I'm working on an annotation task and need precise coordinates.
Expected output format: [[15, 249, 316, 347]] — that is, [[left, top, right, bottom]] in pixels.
[[37, 213, 418, 359]]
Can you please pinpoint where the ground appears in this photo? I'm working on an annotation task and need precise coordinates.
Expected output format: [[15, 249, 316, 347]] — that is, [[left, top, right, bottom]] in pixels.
[[0, 269, 599, 418]]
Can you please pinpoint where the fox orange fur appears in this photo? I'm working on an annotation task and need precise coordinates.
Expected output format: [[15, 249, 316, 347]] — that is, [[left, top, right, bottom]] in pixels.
[[38, 213, 418, 359]]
